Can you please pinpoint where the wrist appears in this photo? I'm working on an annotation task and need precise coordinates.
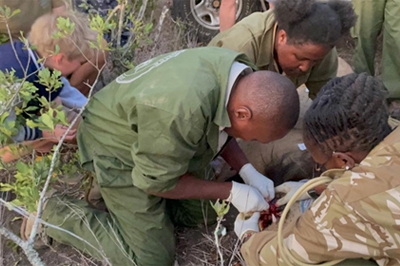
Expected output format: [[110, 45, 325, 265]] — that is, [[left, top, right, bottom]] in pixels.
[[240, 230, 257, 243], [238, 163, 255, 182]]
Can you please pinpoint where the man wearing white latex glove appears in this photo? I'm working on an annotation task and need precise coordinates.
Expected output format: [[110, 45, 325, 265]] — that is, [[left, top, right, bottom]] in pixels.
[[228, 181, 270, 213], [234, 212, 260, 239], [239, 163, 275, 201], [48, 54, 299, 266], [275, 181, 311, 206]]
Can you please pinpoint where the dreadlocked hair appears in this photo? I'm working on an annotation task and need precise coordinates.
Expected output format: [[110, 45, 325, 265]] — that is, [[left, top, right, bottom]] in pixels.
[[274, 0, 357, 47], [303, 73, 392, 154]]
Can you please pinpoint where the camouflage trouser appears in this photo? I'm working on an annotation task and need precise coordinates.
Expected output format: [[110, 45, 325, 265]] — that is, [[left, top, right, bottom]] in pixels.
[[42, 156, 216, 266]]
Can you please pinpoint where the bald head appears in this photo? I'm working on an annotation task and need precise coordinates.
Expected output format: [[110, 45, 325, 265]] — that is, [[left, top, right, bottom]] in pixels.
[[234, 71, 299, 129], [225, 71, 299, 143]]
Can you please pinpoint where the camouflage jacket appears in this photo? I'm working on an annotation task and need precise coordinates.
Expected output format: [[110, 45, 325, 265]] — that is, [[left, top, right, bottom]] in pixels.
[[241, 126, 400, 265]]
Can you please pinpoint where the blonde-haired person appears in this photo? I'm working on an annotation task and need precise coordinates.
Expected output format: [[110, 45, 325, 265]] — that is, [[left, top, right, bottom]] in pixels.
[[29, 10, 108, 96], [0, 1, 107, 95], [0, 11, 100, 162]]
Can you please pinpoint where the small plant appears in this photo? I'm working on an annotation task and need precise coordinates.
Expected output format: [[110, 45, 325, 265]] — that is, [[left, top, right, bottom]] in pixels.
[[210, 199, 230, 266]]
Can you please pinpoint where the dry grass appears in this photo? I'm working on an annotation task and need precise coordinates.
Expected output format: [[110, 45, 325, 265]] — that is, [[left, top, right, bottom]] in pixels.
[[0, 5, 383, 266]]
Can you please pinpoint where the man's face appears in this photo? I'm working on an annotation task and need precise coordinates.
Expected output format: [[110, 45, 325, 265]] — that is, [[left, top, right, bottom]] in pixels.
[[227, 119, 289, 144], [275, 30, 331, 77]]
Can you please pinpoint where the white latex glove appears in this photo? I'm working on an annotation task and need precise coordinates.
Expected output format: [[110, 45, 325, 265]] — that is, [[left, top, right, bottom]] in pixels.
[[275, 181, 310, 207], [227, 181, 270, 213], [234, 212, 260, 238], [239, 163, 275, 200]]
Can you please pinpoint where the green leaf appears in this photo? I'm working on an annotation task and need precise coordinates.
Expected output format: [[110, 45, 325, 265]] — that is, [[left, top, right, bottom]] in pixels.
[[55, 110, 68, 126], [15, 161, 30, 175], [0, 185, 13, 192], [26, 119, 40, 128], [41, 113, 55, 130], [210, 200, 230, 217], [54, 44, 60, 55], [10, 9, 20, 17], [0, 112, 9, 123]]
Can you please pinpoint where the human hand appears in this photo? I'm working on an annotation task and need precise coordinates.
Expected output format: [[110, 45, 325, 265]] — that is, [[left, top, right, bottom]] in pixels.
[[275, 181, 310, 207], [42, 124, 76, 143], [227, 181, 269, 213], [234, 212, 260, 238], [239, 163, 275, 200]]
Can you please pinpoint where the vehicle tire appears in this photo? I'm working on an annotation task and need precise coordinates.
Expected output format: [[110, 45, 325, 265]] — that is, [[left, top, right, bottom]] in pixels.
[[171, 0, 263, 43]]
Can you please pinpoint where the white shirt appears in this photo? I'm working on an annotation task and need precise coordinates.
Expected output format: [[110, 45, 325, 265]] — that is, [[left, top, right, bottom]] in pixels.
[[218, 62, 253, 151]]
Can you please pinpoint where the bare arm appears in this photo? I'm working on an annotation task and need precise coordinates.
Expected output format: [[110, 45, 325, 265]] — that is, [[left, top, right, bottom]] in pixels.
[[220, 0, 236, 32], [150, 174, 232, 200], [52, 5, 67, 15], [69, 41, 109, 96], [220, 138, 249, 172]]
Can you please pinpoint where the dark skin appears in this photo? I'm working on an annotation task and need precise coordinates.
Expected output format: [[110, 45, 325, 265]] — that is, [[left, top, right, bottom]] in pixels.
[[151, 139, 248, 200], [304, 137, 370, 194], [274, 29, 331, 77], [151, 75, 290, 200], [152, 129, 287, 200]]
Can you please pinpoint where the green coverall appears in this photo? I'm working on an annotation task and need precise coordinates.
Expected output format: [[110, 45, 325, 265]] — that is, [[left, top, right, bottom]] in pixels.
[[351, 0, 400, 99], [209, 9, 338, 99], [42, 47, 256, 266]]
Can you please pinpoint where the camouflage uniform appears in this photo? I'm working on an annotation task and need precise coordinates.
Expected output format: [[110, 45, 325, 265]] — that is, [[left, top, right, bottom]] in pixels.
[[241, 126, 400, 265]]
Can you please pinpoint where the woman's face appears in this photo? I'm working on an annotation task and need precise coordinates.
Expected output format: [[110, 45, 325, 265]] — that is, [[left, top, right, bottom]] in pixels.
[[304, 138, 337, 172], [274, 30, 332, 77]]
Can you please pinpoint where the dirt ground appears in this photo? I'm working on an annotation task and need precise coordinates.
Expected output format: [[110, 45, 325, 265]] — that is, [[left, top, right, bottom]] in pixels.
[[0, 2, 384, 266]]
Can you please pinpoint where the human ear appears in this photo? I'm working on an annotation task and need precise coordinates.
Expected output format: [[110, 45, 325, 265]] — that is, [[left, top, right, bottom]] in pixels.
[[52, 53, 64, 64], [277, 30, 287, 45], [332, 152, 356, 170], [234, 106, 252, 121]]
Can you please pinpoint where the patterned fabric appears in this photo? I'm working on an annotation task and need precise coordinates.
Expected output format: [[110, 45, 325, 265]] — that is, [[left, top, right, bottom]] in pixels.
[[241, 126, 400, 265]]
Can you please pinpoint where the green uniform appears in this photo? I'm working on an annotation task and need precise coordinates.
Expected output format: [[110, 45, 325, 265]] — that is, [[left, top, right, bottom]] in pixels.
[[351, 0, 400, 99], [241, 126, 400, 265], [208, 10, 338, 99], [0, 0, 64, 43], [42, 47, 256, 266]]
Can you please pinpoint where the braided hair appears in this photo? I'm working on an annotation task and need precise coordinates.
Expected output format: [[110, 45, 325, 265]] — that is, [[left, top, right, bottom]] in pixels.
[[274, 0, 357, 46], [303, 73, 392, 154]]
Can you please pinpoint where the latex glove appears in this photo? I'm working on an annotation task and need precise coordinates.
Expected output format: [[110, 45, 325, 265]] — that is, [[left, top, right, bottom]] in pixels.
[[227, 181, 270, 213], [275, 181, 310, 207], [239, 163, 275, 200], [234, 212, 260, 238]]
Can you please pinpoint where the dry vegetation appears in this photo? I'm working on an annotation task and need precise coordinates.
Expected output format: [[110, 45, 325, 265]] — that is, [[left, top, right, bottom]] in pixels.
[[0, 1, 384, 265]]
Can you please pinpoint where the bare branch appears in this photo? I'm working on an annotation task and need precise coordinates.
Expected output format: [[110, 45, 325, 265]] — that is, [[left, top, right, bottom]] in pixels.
[[0, 225, 44, 266]]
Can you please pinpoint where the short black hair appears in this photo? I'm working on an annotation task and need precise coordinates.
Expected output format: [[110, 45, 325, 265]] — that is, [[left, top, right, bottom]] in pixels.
[[303, 73, 392, 154], [274, 0, 357, 46], [242, 71, 299, 132]]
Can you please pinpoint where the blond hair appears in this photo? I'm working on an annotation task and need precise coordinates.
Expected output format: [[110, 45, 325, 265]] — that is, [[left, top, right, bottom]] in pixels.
[[28, 11, 98, 60]]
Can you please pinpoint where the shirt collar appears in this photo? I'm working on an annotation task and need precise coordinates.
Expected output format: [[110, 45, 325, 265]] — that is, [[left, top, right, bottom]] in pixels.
[[218, 61, 253, 131]]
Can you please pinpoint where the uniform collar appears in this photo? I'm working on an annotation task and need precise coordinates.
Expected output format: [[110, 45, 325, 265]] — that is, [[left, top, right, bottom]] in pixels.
[[271, 23, 282, 74], [218, 62, 253, 131], [368, 126, 400, 157], [212, 53, 257, 128]]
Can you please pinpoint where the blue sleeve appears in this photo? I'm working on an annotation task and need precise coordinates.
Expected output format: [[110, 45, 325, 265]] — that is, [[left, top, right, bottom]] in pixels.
[[6, 109, 42, 143], [58, 77, 88, 109], [0, 42, 62, 103]]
